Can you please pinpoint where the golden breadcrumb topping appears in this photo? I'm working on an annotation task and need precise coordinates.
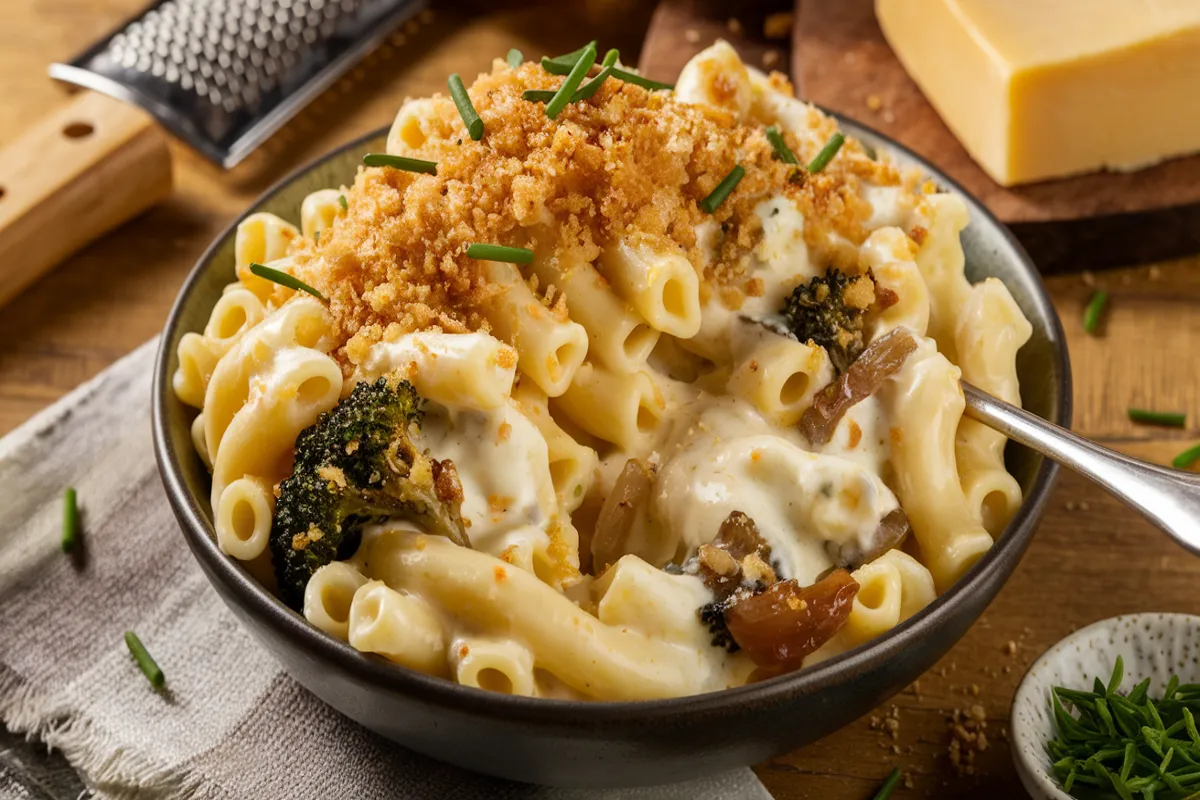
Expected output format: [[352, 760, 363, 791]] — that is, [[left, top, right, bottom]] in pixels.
[[290, 59, 908, 365]]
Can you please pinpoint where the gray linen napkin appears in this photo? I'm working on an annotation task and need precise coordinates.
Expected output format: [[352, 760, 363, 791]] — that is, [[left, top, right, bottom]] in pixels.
[[0, 340, 773, 800]]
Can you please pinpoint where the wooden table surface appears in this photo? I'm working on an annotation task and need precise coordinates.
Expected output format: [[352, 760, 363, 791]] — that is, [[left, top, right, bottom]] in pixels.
[[4, 2, 1200, 798]]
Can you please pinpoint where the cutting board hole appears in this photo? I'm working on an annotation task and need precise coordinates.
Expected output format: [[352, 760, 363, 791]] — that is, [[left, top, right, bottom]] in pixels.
[[62, 122, 94, 139]]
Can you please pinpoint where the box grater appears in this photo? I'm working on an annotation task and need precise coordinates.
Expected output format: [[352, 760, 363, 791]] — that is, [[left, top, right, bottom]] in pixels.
[[49, 0, 427, 168]]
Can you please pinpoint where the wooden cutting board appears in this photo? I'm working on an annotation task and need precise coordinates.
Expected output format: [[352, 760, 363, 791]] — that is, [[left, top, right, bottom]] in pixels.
[[639, 0, 1200, 273]]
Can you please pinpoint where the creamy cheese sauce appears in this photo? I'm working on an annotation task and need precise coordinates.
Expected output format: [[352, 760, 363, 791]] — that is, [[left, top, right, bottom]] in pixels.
[[418, 404, 559, 561]]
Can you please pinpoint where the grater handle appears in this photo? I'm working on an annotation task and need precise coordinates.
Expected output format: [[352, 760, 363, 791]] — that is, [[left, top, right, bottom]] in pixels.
[[0, 91, 172, 307]]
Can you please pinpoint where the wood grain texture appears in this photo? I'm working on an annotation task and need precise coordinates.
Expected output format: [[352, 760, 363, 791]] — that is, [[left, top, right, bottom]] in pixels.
[[4, 1, 1200, 797], [638, 0, 792, 83], [0, 92, 171, 306], [793, 0, 1200, 272]]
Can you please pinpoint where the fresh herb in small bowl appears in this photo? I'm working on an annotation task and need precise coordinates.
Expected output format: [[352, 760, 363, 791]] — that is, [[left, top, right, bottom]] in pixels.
[[1047, 654, 1200, 799]]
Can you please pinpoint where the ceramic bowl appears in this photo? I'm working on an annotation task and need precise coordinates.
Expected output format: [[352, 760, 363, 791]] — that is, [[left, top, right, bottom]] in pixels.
[[1012, 613, 1200, 799], [152, 117, 1071, 787]]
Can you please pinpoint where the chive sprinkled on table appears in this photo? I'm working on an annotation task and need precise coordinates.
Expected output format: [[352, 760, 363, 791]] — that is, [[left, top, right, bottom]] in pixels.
[[699, 165, 745, 214], [545, 43, 597, 119], [62, 487, 79, 553], [1172, 443, 1200, 469], [1083, 290, 1109, 334], [765, 125, 798, 165], [871, 767, 901, 800], [125, 631, 165, 689], [448, 73, 484, 140], [465, 243, 534, 264], [807, 132, 845, 174], [522, 90, 556, 103], [361, 152, 438, 175], [506, 48, 523, 69], [249, 263, 325, 300], [541, 41, 596, 75], [610, 68, 673, 91], [571, 48, 620, 103], [337, 194, 348, 211], [1127, 408, 1186, 427]]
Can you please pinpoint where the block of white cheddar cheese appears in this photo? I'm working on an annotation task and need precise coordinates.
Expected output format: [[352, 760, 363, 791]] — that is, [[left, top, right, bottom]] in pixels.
[[876, 0, 1200, 186]]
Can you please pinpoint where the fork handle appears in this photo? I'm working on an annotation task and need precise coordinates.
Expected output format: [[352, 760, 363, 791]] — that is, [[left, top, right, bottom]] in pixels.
[[0, 91, 173, 307], [962, 382, 1200, 557]]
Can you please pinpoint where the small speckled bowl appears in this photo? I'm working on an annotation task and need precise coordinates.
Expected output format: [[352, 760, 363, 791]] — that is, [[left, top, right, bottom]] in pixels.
[[1012, 613, 1200, 799]]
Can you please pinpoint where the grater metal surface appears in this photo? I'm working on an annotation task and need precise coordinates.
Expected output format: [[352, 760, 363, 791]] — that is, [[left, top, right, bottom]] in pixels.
[[49, 0, 426, 168]]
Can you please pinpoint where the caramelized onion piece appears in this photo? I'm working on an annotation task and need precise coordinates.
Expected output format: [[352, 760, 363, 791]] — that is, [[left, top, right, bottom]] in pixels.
[[592, 458, 654, 570], [696, 511, 777, 599], [724, 570, 859, 670], [714, 510, 772, 562], [826, 508, 911, 571], [800, 328, 918, 445]]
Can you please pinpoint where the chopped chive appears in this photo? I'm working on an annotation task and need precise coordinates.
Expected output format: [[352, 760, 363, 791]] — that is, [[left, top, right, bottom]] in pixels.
[[1128, 408, 1186, 427], [1083, 290, 1109, 334], [249, 263, 325, 300], [465, 243, 534, 264], [546, 43, 596, 119], [807, 132, 845, 174], [62, 487, 79, 553], [124, 631, 165, 690], [506, 48, 523, 69], [362, 153, 437, 175], [448, 73, 484, 141], [571, 48, 620, 102], [1172, 443, 1200, 469], [313, 229, 320, 244], [522, 89, 556, 103], [765, 125, 798, 165], [871, 767, 902, 800], [541, 41, 597, 75], [699, 165, 745, 214], [610, 67, 673, 91], [337, 194, 347, 211]]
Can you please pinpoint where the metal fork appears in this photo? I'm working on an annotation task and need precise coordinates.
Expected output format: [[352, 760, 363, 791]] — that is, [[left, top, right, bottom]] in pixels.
[[963, 382, 1200, 556]]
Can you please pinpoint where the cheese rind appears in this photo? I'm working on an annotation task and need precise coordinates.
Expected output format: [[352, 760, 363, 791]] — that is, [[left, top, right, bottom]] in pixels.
[[877, 0, 1200, 186]]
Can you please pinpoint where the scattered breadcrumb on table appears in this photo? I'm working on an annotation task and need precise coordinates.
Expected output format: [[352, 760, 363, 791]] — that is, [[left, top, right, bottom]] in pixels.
[[763, 12, 793, 39]]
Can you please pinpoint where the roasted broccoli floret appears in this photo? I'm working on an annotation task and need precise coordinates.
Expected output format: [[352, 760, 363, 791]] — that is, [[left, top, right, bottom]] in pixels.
[[269, 375, 468, 609], [781, 269, 875, 373]]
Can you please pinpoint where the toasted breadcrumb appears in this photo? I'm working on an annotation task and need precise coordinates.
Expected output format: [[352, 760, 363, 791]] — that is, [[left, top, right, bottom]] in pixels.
[[763, 12, 793, 39], [292, 61, 907, 367]]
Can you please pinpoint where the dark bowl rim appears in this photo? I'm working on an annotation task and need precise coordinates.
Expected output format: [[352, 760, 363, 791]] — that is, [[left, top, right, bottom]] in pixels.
[[152, 113, 1073, 725]]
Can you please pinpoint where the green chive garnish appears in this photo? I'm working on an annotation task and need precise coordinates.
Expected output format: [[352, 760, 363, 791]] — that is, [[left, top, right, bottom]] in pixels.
[[313, 229, 320, 244], [62, 487, 79, 553], [465, 243, 534, 264], [546, 43, 596, 120], [337, 194, 347, 211], [1128, 408, 1186, 427], [572, 48, 620, 102], [765, 125, 798, 165], [522, 90, 556, 103], [1173, 443, 1200, 469], [249, 263, 325, 300], [541, 41, 597, 75], [362, 153, 437, 175], [125, 631, 165, 690], [448, 73, 484, 141], [610, 68, 673, 91], [1083, 290, 1108, 335], [807, 132, 845, 174], [506, 48, 523, 69], [871, 768, 902, 800], [699, 165, 745, 214]]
